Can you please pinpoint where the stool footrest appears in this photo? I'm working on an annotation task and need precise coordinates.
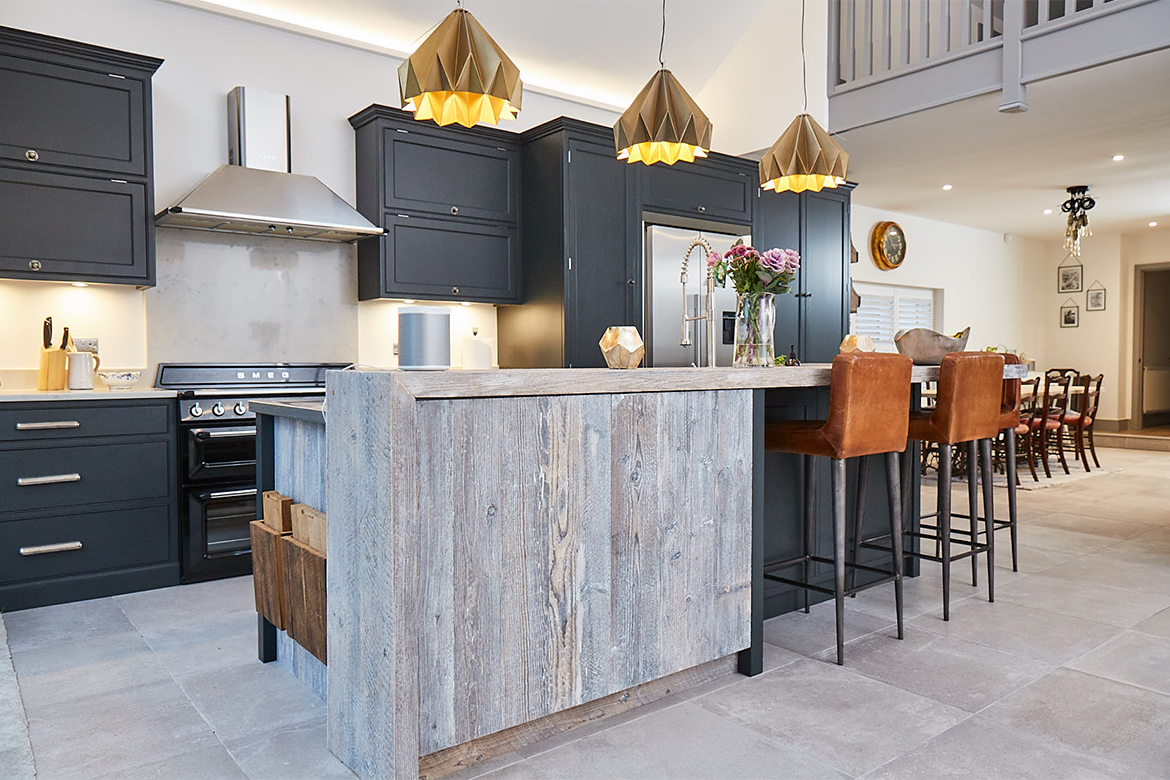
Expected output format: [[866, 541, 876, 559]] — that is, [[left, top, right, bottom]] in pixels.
[[764, 571, 900, 598]]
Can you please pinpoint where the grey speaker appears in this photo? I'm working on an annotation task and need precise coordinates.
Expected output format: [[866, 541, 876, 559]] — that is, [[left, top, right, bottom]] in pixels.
[[398, 307, 451, 370]]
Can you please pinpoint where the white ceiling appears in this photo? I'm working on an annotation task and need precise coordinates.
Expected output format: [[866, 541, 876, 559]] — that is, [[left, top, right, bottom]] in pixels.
[[174, 0, 1169, 239], [837, 47, 1170, 239]]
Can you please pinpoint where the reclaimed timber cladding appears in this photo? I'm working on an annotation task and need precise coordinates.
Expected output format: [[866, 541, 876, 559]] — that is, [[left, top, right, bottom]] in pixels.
[[279, 535, 328, 664], [326, 370, 753, 780]]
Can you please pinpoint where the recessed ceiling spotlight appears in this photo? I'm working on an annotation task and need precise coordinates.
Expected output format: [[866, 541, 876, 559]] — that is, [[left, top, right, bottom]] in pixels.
[[71, 282, 89, 288], [459, 301, 472, 306], [1151, 221, 1159, 227], [402, 299, 416, 303], [1112, 154, 1125, 162], [942, 184, 953, 191], [1043, 209, 1053, 215]]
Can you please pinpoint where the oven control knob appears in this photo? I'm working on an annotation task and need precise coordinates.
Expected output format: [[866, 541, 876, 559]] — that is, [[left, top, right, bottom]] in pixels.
[[189, 403, 204, 418], [234, 402, 248, 416], [211, 402, 226, 417]]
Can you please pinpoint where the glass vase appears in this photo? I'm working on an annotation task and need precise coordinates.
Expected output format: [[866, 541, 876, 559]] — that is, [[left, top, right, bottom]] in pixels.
[[733, 293, 776, 367]]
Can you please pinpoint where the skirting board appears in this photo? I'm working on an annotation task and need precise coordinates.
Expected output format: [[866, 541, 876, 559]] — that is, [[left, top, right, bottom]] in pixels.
[[417, 655, 737, 779]]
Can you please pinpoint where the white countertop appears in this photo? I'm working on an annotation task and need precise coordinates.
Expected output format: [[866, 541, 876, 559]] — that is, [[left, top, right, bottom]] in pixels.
[[0, 388, 177, 402]]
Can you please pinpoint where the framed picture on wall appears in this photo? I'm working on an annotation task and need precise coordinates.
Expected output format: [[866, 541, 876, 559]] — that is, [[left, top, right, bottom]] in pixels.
[[1058, 263, 1083, 293], [1087, 286, 1107, 311], [1061, 304, 1080, 328]]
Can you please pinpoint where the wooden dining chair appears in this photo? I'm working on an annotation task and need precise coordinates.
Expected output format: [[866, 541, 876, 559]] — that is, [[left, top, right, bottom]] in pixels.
[[1040, 373, 1074, 477], [1015, 377, 1043, 482], [1067, 375, 1104, 471]]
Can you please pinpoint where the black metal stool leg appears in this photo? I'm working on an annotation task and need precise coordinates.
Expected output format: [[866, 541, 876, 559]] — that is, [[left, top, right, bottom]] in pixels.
[[966, 440, 980, 587], [803, 454, 816, 614], [938, 443, 953, 621], [831, 457, 847, 666], [1005, 427, 1018, 572], [849, 455, 870, 594], [980, 438, 996, 603], [886, 451, 904, 640]]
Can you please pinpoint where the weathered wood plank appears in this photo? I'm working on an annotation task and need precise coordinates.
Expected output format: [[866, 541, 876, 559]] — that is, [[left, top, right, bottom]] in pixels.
[[291, 503, 327, 554], [279, 535, 327, 664], [417, 656, 737, 780], [250, 520, 284, 630], [275, 417, 326, 509]]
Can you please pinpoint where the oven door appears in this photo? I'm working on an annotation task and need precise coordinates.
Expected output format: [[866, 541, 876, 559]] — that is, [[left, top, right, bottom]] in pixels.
[[183, 486, 256, 582], [185, 425, 256, 482]]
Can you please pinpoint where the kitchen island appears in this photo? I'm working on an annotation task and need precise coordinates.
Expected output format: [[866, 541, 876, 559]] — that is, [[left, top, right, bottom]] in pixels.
[[321, 364, 999, 780]]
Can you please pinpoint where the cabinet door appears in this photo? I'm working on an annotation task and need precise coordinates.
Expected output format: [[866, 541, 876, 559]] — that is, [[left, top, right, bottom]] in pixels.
[[640, 159, 754, 225], [0, 167, 150, 284], [382, 126, 519, 224], [0, 54, 147, 178], [754, 190, 802, 360], [800, 189, 850, 363], [368, 214, 519, 303], [566, 140, 635, 368]]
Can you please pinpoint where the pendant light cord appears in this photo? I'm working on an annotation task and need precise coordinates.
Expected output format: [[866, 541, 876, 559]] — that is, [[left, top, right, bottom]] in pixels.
[[801, 0, 807, 113], [659, 0, 666, 69]]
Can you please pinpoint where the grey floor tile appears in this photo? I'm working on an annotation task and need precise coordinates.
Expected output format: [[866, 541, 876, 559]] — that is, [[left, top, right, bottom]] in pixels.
[[764, 600, 894, 657], [980, 668, 1170, 777], [10, 630, 170, 710], [995, 572, 1170, 628], [0, 746, 36, 780], [1071, 496, 1170, 527], [1043, 552, 1170, 596], [3, 598, 136, 653], [811, 631, 1052, 713], [225, 719, 356, 780], [141, 609, 258, 678], [763, 641, 804, 671], [1067, 631, 1170, 696], [177, 659, 326, 745], [908, 597, 1121, 665], [993, 541, 1079, 575], [864, 714, 1153, 780], [24, 678, 220, 780], [440, 750, 527, 780], [1134, 606, 1170, 640], [1029, 512, 1156, 540], [476, 760, 554, 780], [1014, 523, 1120, 556], [115, 575, 255, 631], [525, 701, 847, 780], [695, 658, 967, 777], [88, 743, 248, 780]]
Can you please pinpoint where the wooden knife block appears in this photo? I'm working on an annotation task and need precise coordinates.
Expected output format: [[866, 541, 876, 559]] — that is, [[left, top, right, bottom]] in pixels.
[[37, 348, 67, 391]]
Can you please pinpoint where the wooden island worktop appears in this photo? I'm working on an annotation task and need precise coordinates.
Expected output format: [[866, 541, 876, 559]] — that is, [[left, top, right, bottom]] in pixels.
[[293, 364, 1023, 779]]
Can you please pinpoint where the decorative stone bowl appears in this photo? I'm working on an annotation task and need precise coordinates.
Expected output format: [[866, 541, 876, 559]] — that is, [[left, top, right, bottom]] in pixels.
[[599, 327, 645, 370], [894, 327, 970, 365]]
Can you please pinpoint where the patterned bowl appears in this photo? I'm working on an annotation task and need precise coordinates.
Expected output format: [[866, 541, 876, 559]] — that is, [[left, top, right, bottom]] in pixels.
[[97, 370, 143, 390]]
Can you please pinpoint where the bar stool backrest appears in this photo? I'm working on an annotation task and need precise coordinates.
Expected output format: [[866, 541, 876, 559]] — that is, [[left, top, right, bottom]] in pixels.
[[824, 352, 914, 459], [1000, 353, 1023, 424], [928, 352, 1005, 444]]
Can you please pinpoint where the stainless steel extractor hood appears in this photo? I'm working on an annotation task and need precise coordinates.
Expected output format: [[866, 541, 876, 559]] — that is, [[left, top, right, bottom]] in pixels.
[[155, 87, 384, 243]]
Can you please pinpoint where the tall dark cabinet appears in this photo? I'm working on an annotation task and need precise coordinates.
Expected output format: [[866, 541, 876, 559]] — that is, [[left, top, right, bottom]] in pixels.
[[0, 26, 161, 286]]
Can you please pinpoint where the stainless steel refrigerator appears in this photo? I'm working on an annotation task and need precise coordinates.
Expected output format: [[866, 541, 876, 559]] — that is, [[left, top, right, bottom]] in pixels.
[[644, 224, 751, 367]]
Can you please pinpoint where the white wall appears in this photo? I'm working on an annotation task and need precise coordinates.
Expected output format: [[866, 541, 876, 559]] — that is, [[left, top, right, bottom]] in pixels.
[[849, 204, 1048, 363], [0, 0, 621, 386]]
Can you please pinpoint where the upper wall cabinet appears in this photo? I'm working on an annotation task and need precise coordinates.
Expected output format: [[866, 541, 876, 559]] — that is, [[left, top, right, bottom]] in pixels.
[[350, 105, 522, 303], [0, 26, 161, 287], [640, 154, 755, 226]]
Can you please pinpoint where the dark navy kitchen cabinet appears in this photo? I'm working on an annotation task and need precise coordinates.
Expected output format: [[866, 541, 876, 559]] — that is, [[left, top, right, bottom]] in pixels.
[[0, 26, 161, 287], [350, 105, 522, 303], [0, 398, 180, 612], [640, 153, 756, 226]]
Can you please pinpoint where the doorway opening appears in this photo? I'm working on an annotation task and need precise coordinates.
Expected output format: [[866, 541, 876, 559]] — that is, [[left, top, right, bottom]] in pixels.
[[1133, 264, 1170, 431]]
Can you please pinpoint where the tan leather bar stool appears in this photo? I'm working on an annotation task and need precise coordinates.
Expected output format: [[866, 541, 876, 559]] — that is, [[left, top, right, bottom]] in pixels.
[[764, 353, 913, 665], [906, 352, 1005, 621], [995, 353, 1022, 571]]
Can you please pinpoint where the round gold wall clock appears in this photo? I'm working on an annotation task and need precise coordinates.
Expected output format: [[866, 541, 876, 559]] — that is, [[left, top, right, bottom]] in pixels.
[[870, 221, 906, 270]]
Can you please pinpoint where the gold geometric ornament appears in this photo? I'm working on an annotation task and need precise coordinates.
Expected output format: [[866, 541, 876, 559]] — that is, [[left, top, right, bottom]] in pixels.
[[614, 69, 712, 166], [759, 113, 848, 194], [398, 8, 522, 128]]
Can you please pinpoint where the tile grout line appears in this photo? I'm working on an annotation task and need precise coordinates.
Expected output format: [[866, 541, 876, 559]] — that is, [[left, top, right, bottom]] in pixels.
[[0, 613, 37, 779]]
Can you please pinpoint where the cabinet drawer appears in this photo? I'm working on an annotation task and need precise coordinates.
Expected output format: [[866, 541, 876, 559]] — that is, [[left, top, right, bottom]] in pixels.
[[0, 53, 147, 178], [363, 214, 519, 302], [0, 402, 170, 442], [641, 161, 754, 225], [0, 166, 150, 283], [382, 126, 518, 223], [0, 441, 170, 513], [0, 505, 171, 585]]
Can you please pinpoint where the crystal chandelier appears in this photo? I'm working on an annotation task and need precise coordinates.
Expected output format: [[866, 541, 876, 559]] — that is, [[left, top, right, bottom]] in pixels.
[[1062, 186, 1095, 257]]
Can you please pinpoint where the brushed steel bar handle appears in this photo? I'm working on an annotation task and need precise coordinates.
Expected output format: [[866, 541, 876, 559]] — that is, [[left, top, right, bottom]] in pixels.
[[206, 488, 257, 500], [16, 420, 81, 431], [20, 541, 83, 556], [17, 473, 81, 486]]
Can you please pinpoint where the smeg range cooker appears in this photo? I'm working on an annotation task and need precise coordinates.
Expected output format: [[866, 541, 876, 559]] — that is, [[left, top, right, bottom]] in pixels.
[[155, 363, 347, 582]]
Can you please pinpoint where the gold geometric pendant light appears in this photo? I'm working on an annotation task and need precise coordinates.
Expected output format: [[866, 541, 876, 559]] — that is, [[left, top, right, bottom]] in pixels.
[[615, 69, 712, 165], [398, 6, 522, 128], [759, 0, 848, 194], [759, 113, 848, 193], [614, 0, 712, 165]]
